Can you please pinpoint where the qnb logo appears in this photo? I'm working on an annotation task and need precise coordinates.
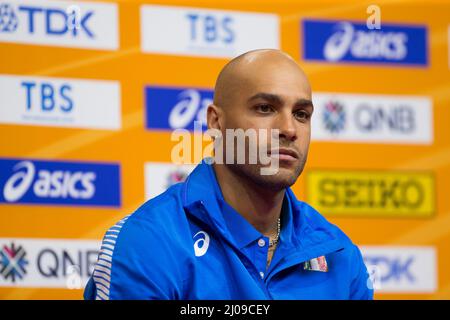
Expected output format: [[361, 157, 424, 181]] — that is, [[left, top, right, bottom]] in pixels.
[[169, 89, 209, 129], [0, 243, 29, 283], [0, 3, 94, 37], [0, 3, 18, 32], [323, 101, 346, 134], [3, 161, 96, 203], [323, 22, 407, 62], [65, 264, 82, 289], [364, 256, 415, 284], [193, 231, 210, 257], [355, 105, 415, 133], [166, 169, 189, 189]]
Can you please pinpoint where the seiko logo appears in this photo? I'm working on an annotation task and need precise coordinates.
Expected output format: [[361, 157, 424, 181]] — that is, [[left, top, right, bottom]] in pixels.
[[193, 231, 210, 257]]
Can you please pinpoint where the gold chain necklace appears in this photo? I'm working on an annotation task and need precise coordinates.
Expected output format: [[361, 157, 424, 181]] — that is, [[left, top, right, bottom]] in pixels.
[[268, 218, 281, 248]]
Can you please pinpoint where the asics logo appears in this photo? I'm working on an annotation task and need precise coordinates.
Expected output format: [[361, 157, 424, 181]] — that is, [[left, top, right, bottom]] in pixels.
[[193, 231, 210, 257], [3, 161, 35, 202], [168, 89, 208, 129], [2, 160, 96, 202], [324, 22, 407, 62]]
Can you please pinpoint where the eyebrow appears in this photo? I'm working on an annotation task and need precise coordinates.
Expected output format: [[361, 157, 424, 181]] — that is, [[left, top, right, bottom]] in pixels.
[[247, 92, 314, 110]]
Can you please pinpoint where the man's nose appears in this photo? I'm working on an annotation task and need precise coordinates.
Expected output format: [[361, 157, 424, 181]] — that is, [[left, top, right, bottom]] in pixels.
[[276, 111, 297, 142]]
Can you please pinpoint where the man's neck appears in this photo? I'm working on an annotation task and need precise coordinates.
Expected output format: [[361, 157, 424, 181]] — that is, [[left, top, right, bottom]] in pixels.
[[213, 163, 285, 236]]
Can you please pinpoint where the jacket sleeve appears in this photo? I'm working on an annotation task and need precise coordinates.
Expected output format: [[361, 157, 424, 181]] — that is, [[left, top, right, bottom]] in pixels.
[[84, 214, 185, 300], [349, 244, 374, 300]]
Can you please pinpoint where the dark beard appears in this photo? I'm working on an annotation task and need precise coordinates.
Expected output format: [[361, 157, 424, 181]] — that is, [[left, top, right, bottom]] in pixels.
[[226, 154, 307, 192]]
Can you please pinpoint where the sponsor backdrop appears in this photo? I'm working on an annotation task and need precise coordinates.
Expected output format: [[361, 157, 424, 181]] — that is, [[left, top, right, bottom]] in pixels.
[[0, 0, 449, 300]]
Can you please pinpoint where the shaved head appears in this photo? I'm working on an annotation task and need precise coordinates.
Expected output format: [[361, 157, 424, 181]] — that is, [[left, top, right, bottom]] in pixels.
[[213, 49, 311, 109]]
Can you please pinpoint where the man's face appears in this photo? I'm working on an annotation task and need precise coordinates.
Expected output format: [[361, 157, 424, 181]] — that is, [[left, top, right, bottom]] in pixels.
[[219, 59, 313, 190]]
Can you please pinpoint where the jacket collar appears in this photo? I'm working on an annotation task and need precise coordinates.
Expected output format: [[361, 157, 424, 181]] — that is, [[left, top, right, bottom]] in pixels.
[[182, 159, 344, 256], [182, 159, 229, 236]]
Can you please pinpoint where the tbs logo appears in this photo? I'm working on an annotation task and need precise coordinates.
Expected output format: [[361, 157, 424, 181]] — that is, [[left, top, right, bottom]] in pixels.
[[0, 158, 121, 207], [186, 13, 234, 45], [22, 81, 73, 113], [140, 5, 278, 58]]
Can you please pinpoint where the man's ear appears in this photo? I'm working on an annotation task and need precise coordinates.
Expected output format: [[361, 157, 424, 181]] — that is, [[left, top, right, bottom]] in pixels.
[[207, 104, 222, 131]]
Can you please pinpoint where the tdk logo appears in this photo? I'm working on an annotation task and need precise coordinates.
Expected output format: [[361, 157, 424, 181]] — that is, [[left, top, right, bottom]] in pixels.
[[145, 86, 211, 131], [0, 2, 93, 37], [364, 255, 415, 284], [0, 158, 121, 207], [0, 3, 18, 32], [360, 246, 436, 293], [302, 19, 427, 66], [0, 0, 118, 50]]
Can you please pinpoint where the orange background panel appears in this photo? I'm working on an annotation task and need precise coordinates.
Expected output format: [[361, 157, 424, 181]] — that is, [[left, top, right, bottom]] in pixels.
[[0, 0, 449, 299]]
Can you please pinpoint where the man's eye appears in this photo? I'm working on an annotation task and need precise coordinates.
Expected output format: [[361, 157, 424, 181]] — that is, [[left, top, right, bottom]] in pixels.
[[294, 110, 310, 120], [256, 104, 273, 113]]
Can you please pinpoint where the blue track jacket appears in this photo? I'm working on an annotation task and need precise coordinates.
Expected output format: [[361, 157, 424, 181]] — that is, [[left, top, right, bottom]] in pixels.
[[84, 160, 373, 300]]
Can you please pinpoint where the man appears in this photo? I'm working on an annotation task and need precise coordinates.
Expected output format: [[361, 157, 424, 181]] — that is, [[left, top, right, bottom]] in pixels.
[[84, 49, 373, 300]]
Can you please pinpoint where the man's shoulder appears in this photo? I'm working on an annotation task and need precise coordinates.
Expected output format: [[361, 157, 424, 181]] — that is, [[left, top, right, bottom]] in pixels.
[[89, 183, 193, 300], [106, 183, 191, 248], [294, 200, 367, 276], [132, 182, 186, 223], [294, 200, 354, 246]]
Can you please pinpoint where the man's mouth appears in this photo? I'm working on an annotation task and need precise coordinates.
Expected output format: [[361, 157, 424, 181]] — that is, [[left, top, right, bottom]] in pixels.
[[269, 148, 299, 161]]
